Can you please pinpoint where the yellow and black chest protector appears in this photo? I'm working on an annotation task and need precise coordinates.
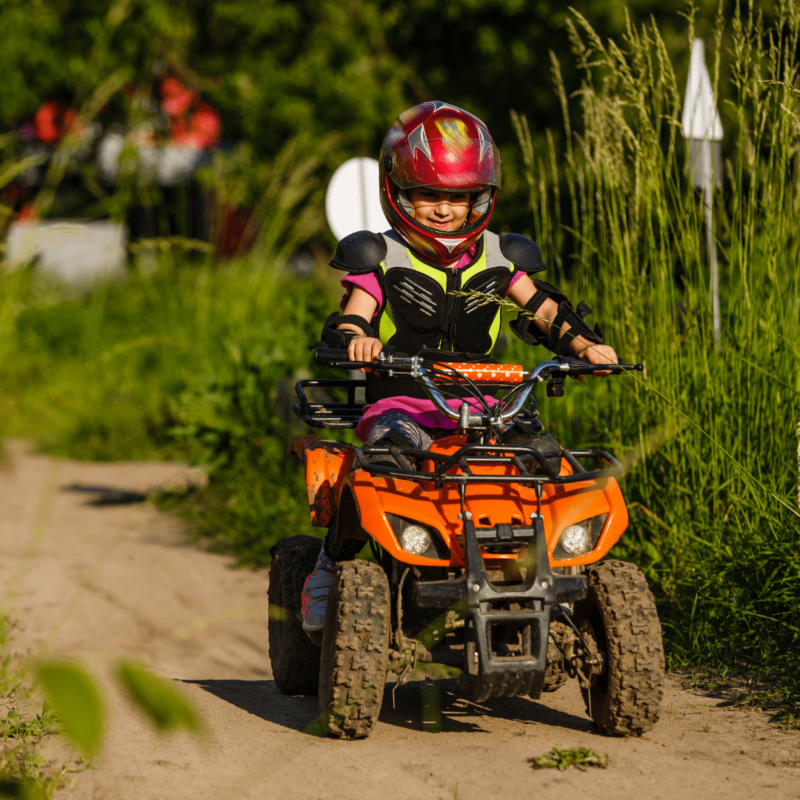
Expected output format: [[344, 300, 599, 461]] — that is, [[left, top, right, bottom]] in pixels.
[[328, 229, 546, 402]]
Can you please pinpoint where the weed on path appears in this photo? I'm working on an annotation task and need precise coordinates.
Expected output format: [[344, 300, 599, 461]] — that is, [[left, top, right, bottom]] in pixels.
[[529, 747, 608, 771]]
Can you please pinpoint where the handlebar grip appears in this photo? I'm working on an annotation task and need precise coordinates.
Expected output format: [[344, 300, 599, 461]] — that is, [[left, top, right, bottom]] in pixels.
[[563, 358, 642, 375], [314, 347, 350, 366], [314, 347, 412, 369]]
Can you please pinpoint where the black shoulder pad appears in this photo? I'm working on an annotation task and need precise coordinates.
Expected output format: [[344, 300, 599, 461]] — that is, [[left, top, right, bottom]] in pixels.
[[329, 230, 387, 273], [499, 233, 546, 273]]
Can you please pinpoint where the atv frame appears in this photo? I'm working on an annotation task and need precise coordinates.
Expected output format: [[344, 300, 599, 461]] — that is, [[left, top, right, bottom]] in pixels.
[[269, 350, 665, 739]]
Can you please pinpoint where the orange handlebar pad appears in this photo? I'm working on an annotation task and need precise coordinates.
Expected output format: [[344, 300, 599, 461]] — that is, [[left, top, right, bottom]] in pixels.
[[432, 363, 525, 384]]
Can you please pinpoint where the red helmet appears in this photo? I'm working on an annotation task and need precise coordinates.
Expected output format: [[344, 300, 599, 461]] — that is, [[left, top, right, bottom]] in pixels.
[[379, 102, 501, 263]]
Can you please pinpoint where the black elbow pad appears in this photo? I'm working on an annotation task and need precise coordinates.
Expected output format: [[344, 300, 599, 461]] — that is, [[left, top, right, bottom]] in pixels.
[[510, 280, 604, 355], [509, 281, 564, 346]]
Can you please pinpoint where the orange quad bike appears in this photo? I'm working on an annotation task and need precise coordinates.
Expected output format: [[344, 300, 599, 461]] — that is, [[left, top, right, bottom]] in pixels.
[[268, 348, 665, 739]]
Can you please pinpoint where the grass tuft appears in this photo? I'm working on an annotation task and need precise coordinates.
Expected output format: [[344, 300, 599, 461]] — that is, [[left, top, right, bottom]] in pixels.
[[528, 747, 608, 771], [0, 618, 73, 798], [502, 3, 800, 722]]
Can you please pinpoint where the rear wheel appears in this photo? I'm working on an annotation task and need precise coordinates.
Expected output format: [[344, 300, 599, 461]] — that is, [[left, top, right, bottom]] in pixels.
[[573, 560, 664, 736], [268, 535, 323, 694], [318, 560, 391, 739]]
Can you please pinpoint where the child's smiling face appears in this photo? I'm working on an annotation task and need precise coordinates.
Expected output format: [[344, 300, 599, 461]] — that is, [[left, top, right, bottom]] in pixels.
[[407, 188, 471, 232]]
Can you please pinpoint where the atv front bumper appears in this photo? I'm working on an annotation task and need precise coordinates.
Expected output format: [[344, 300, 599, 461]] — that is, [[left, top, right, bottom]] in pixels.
[[414, 517, 587, 702]]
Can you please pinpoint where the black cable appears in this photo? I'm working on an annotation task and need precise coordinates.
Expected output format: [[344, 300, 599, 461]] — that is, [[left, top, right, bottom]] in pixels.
[[496, 377, 538, 415], [427, 364, 494, 416], [430, 364, 492, 408]]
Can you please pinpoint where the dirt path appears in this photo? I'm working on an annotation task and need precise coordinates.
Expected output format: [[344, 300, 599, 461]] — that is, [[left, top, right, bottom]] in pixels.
[[1, 440, 798, 800]]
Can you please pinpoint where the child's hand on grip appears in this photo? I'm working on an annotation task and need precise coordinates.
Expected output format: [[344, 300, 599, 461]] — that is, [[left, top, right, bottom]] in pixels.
[[348, 336, 383, 372], [575, 342, 619, 379]]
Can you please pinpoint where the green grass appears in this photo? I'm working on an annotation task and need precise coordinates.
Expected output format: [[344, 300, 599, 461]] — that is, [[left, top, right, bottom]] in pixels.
[[529, 747, 608, 771], [502, 4, 800, 714], [0, 1, 798, 722], [0, 256, 336, 565], [0, 619, 69, 798]]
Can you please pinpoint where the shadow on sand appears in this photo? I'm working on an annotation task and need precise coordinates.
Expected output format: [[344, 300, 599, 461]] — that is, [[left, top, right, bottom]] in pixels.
[[61, 483, 148, 505], [184, 679, 321, 733], [186, 677, 592, 737], [380, 679, 592, 734]]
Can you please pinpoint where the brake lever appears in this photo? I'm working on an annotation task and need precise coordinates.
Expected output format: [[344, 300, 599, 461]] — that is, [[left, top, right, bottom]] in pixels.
[[552, 357, 642, 377]]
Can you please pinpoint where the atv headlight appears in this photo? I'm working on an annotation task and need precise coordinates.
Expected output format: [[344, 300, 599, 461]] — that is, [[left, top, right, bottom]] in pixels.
[[553, 514, 608, 560], [559, 525, 592, 555], [400, 525, 432, 556], [386, 514, 450, 560]]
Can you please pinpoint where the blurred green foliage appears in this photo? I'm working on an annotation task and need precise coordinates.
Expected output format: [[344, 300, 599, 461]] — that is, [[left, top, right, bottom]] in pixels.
[[0, 0, 728, 135], [0, 259, 333, 565], [1, 0, 735, 232], [115, 662, 200, 734]]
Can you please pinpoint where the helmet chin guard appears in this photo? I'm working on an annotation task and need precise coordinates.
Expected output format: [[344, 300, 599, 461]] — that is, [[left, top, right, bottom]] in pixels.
[[379, 102, 501, 263]]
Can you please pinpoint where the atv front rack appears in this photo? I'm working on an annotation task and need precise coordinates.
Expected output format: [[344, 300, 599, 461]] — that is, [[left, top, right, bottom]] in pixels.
[[354, 442, 622, 486]]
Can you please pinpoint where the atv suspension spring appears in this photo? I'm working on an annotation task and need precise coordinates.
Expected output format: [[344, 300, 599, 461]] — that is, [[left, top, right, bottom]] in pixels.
[[395, 567, 410, 650], [553, 605, 589, 653], [552, 604, 599, 718]]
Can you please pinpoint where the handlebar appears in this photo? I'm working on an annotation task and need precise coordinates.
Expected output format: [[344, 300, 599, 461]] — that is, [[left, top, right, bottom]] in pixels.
[[314, 347, 363, 367], [313, 347, 643, 428]]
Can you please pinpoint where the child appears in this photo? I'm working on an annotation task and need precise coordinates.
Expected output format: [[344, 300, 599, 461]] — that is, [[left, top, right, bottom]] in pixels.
[[301, 102, 617, 633]]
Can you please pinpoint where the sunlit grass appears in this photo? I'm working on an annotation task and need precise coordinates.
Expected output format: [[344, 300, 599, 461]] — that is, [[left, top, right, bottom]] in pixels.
[[501, 3, 800, 713]]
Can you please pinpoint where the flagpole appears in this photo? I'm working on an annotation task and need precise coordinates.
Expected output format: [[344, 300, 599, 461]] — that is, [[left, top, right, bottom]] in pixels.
[[683, 38, 724, 354]]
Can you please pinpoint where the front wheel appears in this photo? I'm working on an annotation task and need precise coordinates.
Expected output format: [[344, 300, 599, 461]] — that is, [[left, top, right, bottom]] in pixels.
[[318, 560, 391, 739], [572, 560, 665, 736]]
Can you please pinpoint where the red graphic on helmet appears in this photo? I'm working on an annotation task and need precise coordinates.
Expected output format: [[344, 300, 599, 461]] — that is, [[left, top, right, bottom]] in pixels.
[[379, 102, 501, 263]]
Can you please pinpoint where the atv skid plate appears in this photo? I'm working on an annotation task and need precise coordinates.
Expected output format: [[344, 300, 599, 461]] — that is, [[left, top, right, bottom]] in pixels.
[[415, 515, 587, 702]]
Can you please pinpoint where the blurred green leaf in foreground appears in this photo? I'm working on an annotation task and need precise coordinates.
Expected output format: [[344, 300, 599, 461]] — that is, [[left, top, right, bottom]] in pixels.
[[35, 662, 102, 759], [0, 779, 45, 800], [116, 662, 199, 734]]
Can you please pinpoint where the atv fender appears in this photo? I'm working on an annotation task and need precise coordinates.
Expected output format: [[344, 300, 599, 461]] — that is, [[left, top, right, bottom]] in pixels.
[[291, 435, 355, 527], [541, 476, 629, 567]]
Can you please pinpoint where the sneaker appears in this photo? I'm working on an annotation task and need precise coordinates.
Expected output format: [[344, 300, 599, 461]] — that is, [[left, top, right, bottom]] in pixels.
[[301, 569, 334, 633]]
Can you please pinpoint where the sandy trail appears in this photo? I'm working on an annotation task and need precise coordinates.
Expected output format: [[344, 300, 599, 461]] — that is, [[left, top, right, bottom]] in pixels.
[[1, 440, 798, 800]]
